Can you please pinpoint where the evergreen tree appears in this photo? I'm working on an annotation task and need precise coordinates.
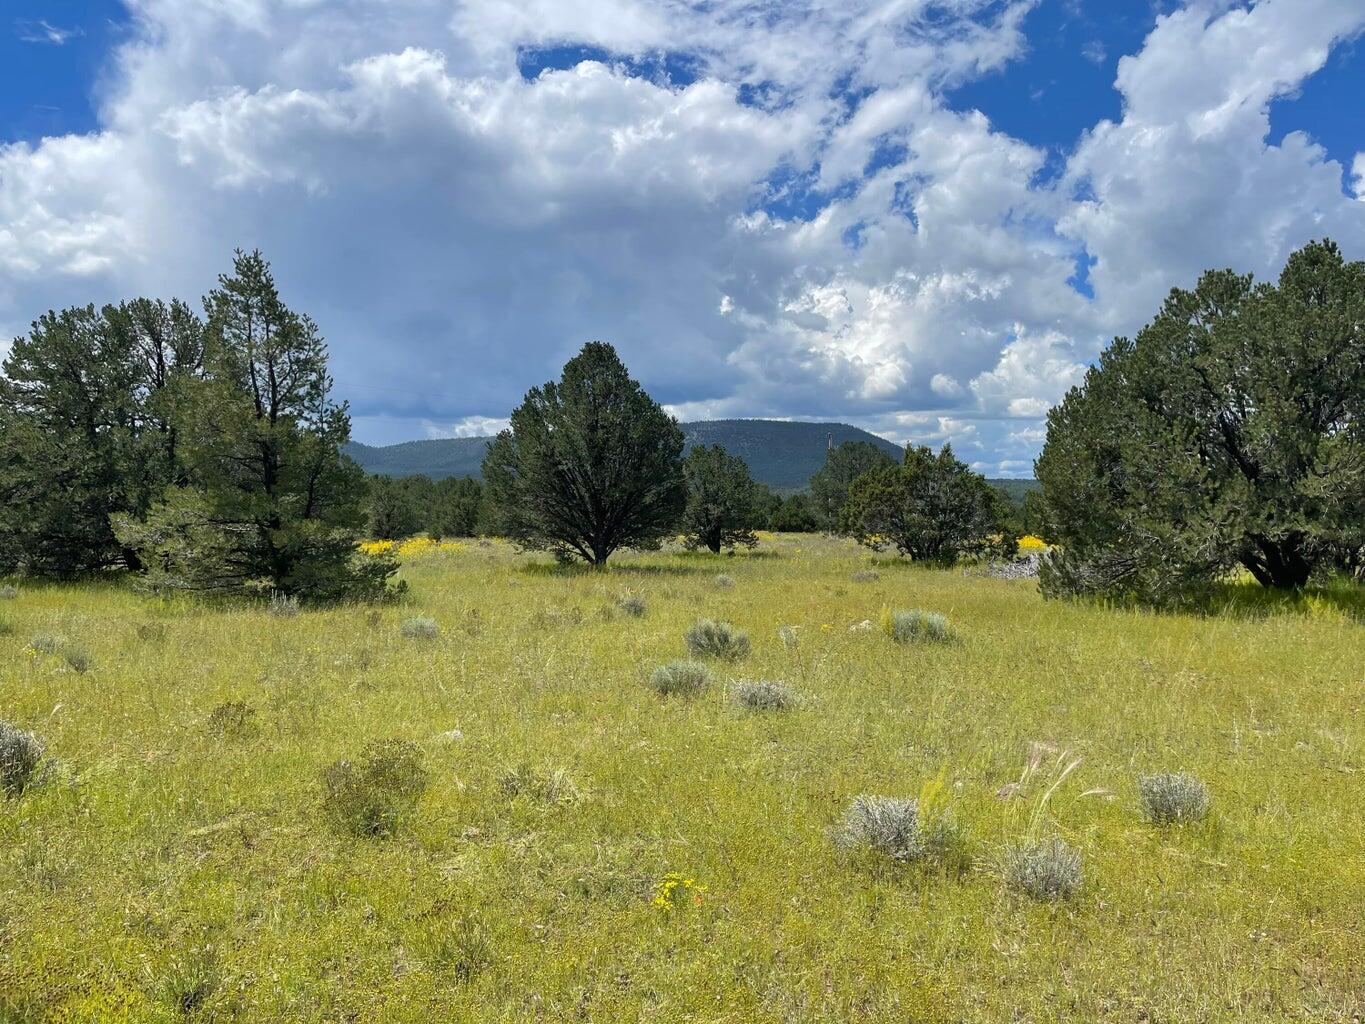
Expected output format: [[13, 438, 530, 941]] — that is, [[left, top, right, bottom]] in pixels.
[[768, 492, 821, 532], [429, 477, 486, 538], [681, 444, 763, 553], [366, 476, 424, 540], [810, 440, 897, 530], [0, 300, 203, 576], [482, 342, 685, 565], [114, 250, 396, 599], [1037, 239, 1365, 599], [842, 444, 1014, 562]]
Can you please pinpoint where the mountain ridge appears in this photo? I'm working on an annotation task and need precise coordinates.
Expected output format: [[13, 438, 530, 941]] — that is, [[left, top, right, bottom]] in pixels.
[[342, 419, 1038, 496]]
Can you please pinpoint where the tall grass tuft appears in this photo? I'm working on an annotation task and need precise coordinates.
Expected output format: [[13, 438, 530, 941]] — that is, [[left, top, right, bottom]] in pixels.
[[499, 764, 581, 806], [1137, 772, 1210, 824], [0, 721, 45, 797], [1003, 837, 1083, 900], [322, 739, 429, 837], [733, 679, 798, 711], [884, 608, 955, 644], [648, 660, 712, 697], [684, 618, 750, 660], [400, 617, 439, 639], [267, 591, 300, 618]]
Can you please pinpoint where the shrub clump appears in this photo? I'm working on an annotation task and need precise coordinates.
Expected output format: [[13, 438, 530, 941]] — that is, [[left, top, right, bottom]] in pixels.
[[684, 618, 750, 660], [835, 795, 964, 865], [714, 574, 735, 589], [1003, 836, 1083, 901], [27, 633, 60, 655], [322, 738, 429, 836], [1137, 772, 1210, 825], [62, 644, 93, 674], [851, 569, 880, 582], [0, 721, 45, 797], [618, 594, 646, 617], [885, 609, 954, 644], [207, 701, 258, 739], [400, 617, 439, 639], [733, 679, 798, 711], [648, 660, 712, 697], [0, 584, 17, 599]]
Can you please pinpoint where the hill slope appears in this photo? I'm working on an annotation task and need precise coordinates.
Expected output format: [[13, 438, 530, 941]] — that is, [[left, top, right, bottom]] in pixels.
[[343, 420, 1038, 496]]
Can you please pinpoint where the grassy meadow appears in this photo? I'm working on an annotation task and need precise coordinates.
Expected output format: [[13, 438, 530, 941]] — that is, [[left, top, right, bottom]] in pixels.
[[1, 534, 1362, 1022]]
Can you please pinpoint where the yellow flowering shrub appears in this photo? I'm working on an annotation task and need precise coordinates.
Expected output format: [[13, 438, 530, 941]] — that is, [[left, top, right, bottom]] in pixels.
[[358, 538, 465, 559], [652, 872, 707, 911], [1018, 535, 1048, 552]]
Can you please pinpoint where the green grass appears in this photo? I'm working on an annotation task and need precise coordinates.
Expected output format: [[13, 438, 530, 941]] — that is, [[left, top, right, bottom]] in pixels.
[[1, 535, 1362, 1022]]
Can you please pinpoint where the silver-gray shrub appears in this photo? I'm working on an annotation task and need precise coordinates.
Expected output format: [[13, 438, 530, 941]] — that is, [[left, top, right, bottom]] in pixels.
[[714, 574, 735, 589], [62, 644, 92, 674], [400, 617, 439, 639], [733, 680, 798, 711], [1003, 836, 1083, 901], [618, 595, 646, 617], [0, 721, 45, 797], [648, 660, 712, 697], [0, 584, 17, 599], [1138, 772, 1210, 825], [684, 618, 750, 660], [27, 633, 60, 655], [888, 609, 954, 644], [836, 795, 963, 864], [851, 569, 880, 582]]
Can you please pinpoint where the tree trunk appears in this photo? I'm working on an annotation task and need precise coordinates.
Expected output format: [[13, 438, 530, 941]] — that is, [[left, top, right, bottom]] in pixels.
[[1242, 534, 1313, 589]]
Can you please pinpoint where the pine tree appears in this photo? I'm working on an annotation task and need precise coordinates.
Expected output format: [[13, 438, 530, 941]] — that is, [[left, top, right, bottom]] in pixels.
[[114, 250, 397, 600]]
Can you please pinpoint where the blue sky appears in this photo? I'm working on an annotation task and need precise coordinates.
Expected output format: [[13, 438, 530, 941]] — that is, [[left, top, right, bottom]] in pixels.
[[2, 0, 1364, 474]]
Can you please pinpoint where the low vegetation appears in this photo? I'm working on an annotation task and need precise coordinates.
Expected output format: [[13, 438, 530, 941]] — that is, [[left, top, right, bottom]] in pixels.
[[1, 536, 1359, 1021]]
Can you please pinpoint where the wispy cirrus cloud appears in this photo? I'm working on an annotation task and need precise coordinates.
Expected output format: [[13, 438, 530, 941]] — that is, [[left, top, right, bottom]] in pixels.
[[15, 19, 83, 45]]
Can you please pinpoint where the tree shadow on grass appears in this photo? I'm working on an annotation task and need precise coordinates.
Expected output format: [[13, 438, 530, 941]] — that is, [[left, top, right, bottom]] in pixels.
[[1189, 580, 1365, 623], [517, 561, 709, 578]]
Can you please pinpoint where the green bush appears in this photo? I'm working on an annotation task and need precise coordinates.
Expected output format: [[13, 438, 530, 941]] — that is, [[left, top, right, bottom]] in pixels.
[[321, 739, 429, 837]]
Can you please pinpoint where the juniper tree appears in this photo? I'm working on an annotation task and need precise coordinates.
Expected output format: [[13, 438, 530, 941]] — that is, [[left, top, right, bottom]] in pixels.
[[681, 444, 763, 553], [810, 440, 896, 530], [482, 342, 685, 565], [1037, 239, 1365, 599], [842, 444, 1014, 563], [0, 299, 204, 576]]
